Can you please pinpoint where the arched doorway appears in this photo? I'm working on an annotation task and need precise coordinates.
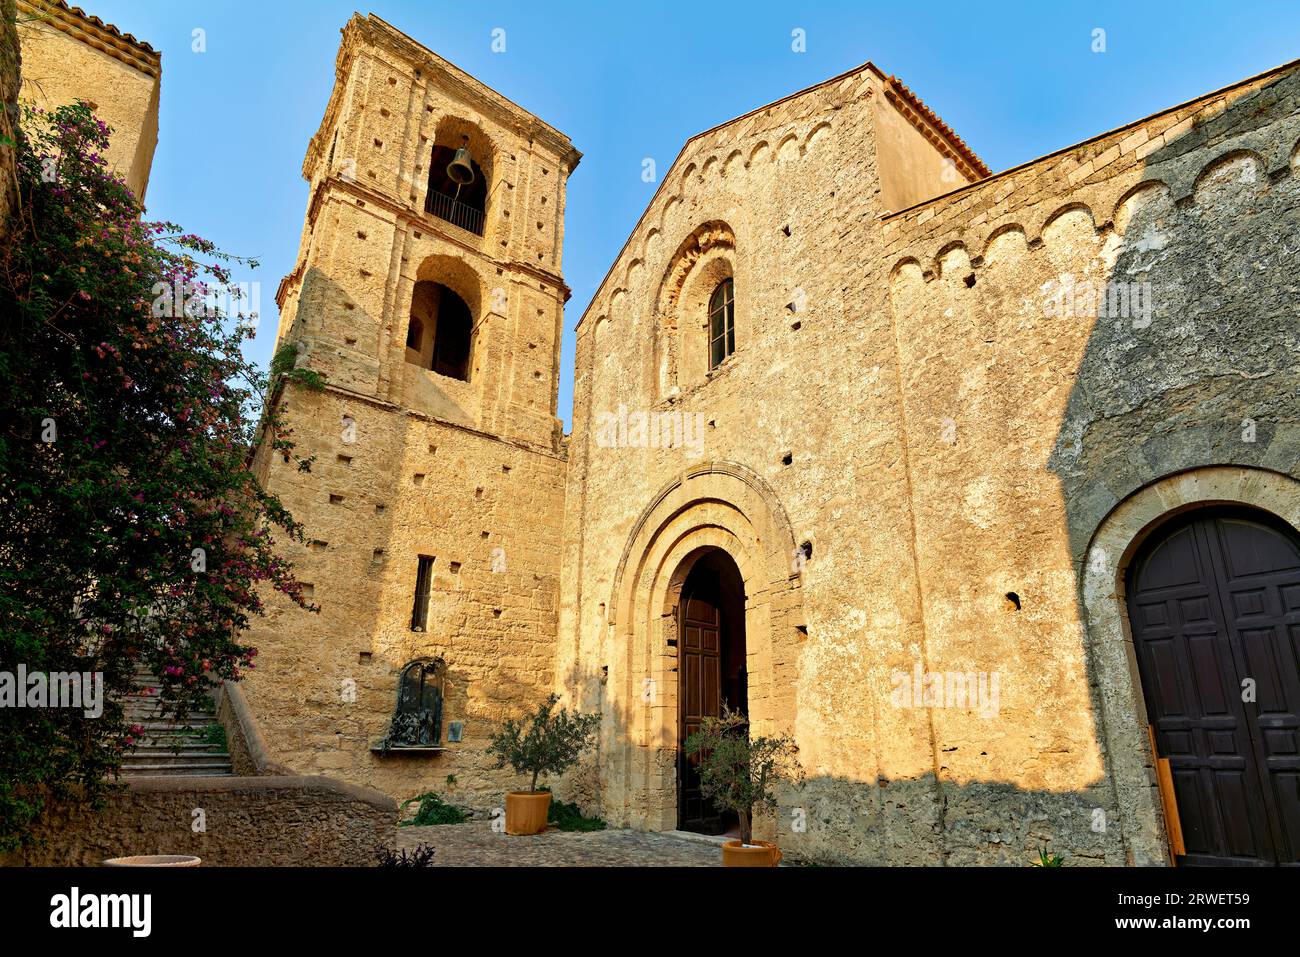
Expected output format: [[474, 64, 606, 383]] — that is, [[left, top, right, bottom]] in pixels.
[[1126, 506, 1300, 866], [676, 548, 747, 834], [600, 462, 801, 832]]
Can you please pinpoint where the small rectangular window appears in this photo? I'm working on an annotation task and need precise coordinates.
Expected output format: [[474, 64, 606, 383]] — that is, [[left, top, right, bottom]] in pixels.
[[410, 556, 434, 631]]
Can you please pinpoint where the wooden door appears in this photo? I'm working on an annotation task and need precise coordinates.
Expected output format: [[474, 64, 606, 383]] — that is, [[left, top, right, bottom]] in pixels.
[[1127, 508, 1300, 866], [678, 583, 723, 833]]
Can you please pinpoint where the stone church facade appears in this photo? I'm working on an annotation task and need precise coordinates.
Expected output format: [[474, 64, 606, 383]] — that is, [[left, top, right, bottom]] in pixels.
[[247, 13, 1300, 866]]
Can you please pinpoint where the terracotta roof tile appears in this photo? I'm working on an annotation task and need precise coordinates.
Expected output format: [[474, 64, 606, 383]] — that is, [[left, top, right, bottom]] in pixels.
[[885, 75, 991, 179], [23, 0, 158, 57]]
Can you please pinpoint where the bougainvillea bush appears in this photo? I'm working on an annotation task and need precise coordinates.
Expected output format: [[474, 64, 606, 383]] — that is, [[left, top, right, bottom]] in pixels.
[[0, 103, 319, 850]]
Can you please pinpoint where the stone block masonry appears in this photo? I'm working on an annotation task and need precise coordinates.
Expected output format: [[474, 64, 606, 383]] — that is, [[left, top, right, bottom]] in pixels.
[[16, 0, 160, 201], [250, 9, 1300, 866], [564, 55, 1300, 864], [243, 14, 578, 819], [6, 775, 396, 866]]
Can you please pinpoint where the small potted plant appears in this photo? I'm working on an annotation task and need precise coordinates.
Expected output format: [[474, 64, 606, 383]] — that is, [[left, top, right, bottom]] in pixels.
[[684, 705, 800, 867], [487, 694, 600, 835]]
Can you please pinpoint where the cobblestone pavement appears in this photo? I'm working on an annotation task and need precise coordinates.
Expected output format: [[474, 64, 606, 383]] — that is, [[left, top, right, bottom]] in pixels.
[[397, 823, 724, 866]]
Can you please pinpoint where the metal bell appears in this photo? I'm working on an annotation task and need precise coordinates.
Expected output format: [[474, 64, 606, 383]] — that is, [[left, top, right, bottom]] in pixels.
[[447, 146, 475, 186]]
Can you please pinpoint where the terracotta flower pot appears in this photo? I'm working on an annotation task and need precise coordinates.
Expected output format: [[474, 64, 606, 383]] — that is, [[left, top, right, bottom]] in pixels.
[[721, 840, 782, 867], [505, 790, 552, 835], [103, 854, 201, 867]]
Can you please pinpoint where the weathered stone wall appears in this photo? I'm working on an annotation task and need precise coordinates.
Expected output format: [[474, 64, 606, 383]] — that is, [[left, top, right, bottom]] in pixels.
[[15, 0, 160, 201], [247, 383, 567, 812], [6, 775, 395, 866], [563, 57, 1300, 865], [245, 15, 578, 817], [255, 13, 1298, 864], [559, 66, 958, 855], [880, 61, 1300, 866], [272, 14, 576, 450], [216, 680, 289, 777]]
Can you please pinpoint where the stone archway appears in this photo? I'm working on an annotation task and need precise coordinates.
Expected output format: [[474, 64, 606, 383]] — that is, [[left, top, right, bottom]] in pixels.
[[1080, 465, 1300, 865], [601, 462, 803, 830]]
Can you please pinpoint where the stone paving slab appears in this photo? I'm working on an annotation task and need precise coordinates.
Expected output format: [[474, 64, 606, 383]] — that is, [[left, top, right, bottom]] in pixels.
[[397, 823, 724, 866]]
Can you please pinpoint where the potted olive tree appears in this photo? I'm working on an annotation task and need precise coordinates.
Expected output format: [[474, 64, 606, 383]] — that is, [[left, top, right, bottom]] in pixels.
[[684, 706, 800, 867], [487, 694, 600, 835]]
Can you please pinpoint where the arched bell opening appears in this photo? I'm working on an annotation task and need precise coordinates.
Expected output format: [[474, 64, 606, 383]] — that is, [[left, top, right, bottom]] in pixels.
[[426, 117, 494, 237], [405, 280, 474, 382]]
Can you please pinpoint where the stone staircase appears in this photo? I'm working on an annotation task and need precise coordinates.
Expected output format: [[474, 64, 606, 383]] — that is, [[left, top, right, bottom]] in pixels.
[[120, 671, 234, 777]]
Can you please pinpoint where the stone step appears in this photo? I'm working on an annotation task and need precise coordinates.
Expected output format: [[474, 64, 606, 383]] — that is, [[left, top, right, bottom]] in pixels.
[[123, 746, 229, 759], [121, 757, 233, 772], [121, 767, 234, 777], [135, 743, 224, 754], [119, 671, 232, 778], [127, 721, 220, 732], [123, 699, 216, 708], [132, 722, 220, 732], [127, 754, 228, 764], [126, 724, 220, 734]]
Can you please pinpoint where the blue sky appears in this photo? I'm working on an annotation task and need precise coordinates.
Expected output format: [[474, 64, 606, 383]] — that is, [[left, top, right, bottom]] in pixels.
[[81, 0, 1300, 428]]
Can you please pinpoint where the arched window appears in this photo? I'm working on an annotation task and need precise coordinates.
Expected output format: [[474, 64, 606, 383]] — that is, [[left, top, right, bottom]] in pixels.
[[380, 658, 445, 750], [405, 281, 473, 382], [708, 278, 735, 370]]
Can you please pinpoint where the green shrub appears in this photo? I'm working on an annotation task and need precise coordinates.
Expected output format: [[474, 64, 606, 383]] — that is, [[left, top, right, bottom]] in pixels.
[[376, 843, 436, 867], [399, 791, 467, 826], [546, 794, 606, 832]]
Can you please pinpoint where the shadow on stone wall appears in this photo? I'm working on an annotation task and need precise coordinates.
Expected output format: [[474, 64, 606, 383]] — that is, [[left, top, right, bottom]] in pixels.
[[584, 658, 1127, 864], [1044, 68, 1300, 867], [1049, 68, 1300, 561], [578, 70, 1300, 868]]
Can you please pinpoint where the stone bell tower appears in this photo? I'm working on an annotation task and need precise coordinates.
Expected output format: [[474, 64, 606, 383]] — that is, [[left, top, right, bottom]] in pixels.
[[245, 14, 580, 811]]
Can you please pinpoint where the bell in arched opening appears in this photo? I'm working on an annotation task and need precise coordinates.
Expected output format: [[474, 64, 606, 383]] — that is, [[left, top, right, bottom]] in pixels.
[[447, 143, 475, 187], [425, 135, 487, 235]]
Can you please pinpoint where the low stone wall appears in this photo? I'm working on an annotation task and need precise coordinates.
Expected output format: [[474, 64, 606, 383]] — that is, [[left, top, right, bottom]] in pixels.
[[216, 679, 288, 776], [6, 775, 396, 866]]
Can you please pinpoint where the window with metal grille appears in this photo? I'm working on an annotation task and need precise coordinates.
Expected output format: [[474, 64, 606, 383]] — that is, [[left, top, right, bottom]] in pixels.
[[708, 278, 735, 370], [410, 555, 434, 631]]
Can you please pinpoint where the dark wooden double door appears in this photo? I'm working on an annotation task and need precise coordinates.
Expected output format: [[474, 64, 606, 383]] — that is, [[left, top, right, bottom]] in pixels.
[[677, 559, 747, 833], [1127, 508, 1300, 866]]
